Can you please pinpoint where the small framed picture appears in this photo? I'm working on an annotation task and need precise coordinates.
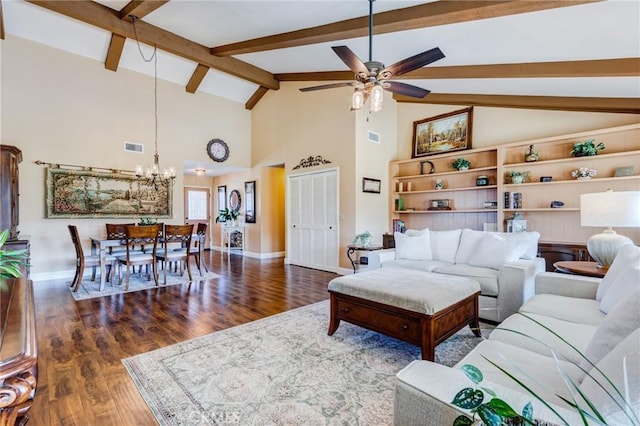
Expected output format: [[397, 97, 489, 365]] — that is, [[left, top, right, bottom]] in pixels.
[[362, 177, 381, 194], [614, 166, 634, 177], [540, 176, 553, 182]]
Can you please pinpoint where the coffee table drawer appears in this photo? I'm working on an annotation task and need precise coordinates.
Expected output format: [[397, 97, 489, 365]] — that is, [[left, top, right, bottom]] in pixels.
[[336, 298, 420, 343]]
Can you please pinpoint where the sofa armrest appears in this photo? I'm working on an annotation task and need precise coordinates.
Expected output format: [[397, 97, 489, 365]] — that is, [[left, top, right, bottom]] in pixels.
[[367, 248, 396, 269], [494, 258, 545, 319], [535, 272, 600, 299], [394, 360, 582, 426]]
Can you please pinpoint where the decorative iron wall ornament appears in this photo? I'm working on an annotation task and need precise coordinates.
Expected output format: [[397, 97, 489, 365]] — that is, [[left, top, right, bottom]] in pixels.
[[45, 167, 172, 218], [292, 155, 332, 170]]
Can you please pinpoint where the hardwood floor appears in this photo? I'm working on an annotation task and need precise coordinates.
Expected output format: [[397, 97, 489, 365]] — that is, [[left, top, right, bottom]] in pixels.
[[29, 252, 336, 425]]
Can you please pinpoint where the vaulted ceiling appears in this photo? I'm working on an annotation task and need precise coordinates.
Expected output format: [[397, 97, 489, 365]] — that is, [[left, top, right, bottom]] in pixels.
[[2, 0, 639, 113]]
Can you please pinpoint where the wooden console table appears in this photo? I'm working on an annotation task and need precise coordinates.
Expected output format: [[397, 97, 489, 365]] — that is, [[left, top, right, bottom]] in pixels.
[[0, 278, 38, 425]]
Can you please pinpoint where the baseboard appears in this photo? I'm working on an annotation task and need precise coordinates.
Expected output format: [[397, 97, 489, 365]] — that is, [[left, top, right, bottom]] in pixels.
[[31, 269, 77, 282], [211, 246, 285, 260]]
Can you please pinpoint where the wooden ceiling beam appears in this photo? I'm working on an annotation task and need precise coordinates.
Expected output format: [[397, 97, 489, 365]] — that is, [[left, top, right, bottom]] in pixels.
[[393, 93, 640, 114], [211, 0, 600, 56], [0, 1, 5, 40], [186, 64, 209, 94], [245, 87, 269, 110], [105, 33, 126, 71], [27, 0, 279, 90], [119, 0, 168, 20], [275, 58, 640, 82]]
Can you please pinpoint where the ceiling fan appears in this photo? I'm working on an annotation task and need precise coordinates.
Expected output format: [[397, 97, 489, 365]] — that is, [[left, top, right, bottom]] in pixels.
[[300, 0, 445, 112]]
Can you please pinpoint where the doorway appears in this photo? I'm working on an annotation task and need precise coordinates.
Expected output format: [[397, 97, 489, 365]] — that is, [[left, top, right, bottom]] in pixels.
[[287, 168, 339, 273], [184, 186, 211, 249]]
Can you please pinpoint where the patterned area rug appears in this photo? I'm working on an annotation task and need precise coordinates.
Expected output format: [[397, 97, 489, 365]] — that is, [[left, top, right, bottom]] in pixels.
[[123, 300, 492, 425], [69, 269, 221, 301]]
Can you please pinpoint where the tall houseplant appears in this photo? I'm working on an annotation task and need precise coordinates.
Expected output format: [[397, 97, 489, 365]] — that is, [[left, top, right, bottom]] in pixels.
[[0, 229, 28, 279]]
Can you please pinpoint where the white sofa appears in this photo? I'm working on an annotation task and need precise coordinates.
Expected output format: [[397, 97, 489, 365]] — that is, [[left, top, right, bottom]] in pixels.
[[368, 229, 545, 322], [394, 243, 640, 426]]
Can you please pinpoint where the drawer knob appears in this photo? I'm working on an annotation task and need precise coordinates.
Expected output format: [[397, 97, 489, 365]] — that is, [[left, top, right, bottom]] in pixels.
[[341, 307, 350, 313], [400, 324, 409, 331]]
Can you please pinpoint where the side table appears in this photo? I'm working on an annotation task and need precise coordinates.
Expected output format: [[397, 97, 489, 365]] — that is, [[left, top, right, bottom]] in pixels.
[[553, 261, 607, 278], [346, 245, 384, 273]]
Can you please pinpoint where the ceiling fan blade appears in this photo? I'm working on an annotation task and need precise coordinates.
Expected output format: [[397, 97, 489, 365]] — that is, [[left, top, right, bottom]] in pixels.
[[382, 47, 445, 77], [299, 82, 357, 92], [332, 46, 369, 76], [384, 81, 430, 98]]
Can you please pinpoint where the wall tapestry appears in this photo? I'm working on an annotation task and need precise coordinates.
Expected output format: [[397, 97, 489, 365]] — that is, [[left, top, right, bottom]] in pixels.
[[46, 168, 172, 218]]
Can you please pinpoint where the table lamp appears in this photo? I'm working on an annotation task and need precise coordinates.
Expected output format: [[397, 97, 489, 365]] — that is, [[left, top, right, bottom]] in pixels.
[[580, 190, 640, 268]]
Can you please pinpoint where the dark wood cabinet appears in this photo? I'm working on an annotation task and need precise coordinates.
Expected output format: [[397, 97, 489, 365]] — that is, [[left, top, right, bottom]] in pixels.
[[0, 145, 22, 239], [538, 241, 591, 272]]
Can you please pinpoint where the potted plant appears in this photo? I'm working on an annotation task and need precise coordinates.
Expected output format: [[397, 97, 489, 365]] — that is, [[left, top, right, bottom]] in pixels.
[[509, 171, 529, 184], [0, 229, 28, 280], [139, 217, 157, 225], [216, 207, 240, 226], [452, 158, 471, 171], [570, 138, 605, 157], [352, 231, 372, 247], [571, 167, 597, 180]]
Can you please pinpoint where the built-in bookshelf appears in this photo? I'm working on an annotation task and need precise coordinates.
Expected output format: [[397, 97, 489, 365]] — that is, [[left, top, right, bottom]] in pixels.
[[389, 123, 640, 245]]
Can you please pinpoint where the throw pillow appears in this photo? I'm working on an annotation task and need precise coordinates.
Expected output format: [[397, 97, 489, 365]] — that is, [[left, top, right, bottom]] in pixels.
[[596, 244, 640, 301], [429, 229, 462, 264], [497, 231, 541, 260], [598, 261, 640, 314], [581, 291, 640, 371], [394, 230, 432, 261], [467, 233, 528, 270], [454, 229, 485, 264]]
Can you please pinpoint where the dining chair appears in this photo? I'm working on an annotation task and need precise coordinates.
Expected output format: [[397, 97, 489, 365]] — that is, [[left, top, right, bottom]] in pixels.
[[68, 225, 115, 292], [115, 224, 160, 290], [179, 223, 208, 276], [157, 224, 193, 284]]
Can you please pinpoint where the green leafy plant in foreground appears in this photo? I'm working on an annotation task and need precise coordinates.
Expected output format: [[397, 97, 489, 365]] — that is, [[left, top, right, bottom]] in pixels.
[[0, 229, 29, 279], [452, 364, 534, 426], [215, 207, 240, 223]]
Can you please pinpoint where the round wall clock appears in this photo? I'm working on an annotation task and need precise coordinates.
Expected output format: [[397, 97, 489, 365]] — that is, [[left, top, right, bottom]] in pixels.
[[206, 138, 229, 162]]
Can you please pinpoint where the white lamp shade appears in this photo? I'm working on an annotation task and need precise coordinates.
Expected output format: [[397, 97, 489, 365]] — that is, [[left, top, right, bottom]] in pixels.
[[580, 191, 640, 227]]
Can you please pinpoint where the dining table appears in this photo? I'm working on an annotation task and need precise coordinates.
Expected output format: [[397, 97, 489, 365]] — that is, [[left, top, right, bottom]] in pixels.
[[90, 233, 206, 291]]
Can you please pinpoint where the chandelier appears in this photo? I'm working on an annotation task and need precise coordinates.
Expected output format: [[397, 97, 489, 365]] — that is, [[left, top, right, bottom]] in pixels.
[[351, 82, 384, 112], [131, 16, 175, 189]]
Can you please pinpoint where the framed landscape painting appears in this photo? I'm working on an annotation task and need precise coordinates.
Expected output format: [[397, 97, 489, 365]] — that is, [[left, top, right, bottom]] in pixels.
[[411, 107, 473, 158]]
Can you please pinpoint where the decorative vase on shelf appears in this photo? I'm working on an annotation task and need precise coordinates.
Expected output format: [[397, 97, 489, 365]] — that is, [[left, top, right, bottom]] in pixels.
[[512, 175, 524, 184], [435, 179, 444, 190], [576, 176, 592, 181], [524, 144, 539, 162]]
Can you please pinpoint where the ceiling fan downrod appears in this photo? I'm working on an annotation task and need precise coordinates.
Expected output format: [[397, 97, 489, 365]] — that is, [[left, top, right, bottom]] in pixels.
[[368, 0, 374, 63]]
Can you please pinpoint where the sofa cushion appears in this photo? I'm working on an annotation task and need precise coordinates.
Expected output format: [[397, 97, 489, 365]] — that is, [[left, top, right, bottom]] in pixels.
[[598, 255, 640, 314], [455, 229, 541, 264], [519, 294, 604, 326], [429, 229, 461, 264], [455, 340, 584, 408], [381, 259, 450, 273], [394, 229, 432, 261], [581, 291, 640, 371], [596, 244, 640, 302], [579, 329, 640, 424], [489, 312, 597, 365], [467, 233, 528, 270], [432, 264, 500, 296]]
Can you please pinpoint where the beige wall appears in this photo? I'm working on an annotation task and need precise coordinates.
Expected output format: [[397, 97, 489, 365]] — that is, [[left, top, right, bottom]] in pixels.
[[2, 36, 251, 277], [259, 166, 285, 254]]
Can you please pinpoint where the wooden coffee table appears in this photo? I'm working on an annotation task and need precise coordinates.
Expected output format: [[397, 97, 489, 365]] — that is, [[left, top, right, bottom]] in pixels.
[[327, 270, 481, 361]]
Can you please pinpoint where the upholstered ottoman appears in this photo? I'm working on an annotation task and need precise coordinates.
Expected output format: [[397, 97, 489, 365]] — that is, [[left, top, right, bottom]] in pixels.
[[327, 268, 481, 361]]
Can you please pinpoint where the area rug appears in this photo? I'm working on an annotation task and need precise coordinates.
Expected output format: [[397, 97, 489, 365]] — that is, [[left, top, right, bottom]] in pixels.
[[70, 270, 221, 301], [123, 300, 492, 425]]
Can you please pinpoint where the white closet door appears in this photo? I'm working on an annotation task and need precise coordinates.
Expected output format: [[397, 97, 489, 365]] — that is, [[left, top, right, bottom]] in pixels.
[[288, 169, 338, 272]]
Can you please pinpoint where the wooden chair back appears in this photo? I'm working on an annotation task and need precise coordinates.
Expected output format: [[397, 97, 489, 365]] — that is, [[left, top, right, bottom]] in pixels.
[[106, 223, 134, 240], [163, 225, 194, 251], [68, 225, 84, 260], [125, 225, 160, 257]]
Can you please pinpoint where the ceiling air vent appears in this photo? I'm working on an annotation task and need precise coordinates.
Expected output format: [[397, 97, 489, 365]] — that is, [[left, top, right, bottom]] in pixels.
[[368, 131, 380, 144], [124, 141, 144, 153]]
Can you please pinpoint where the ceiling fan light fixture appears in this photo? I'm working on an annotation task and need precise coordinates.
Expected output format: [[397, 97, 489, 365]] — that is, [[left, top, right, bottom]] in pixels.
[[370, 84, 384, 112], [351, 89, 365, 110]]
